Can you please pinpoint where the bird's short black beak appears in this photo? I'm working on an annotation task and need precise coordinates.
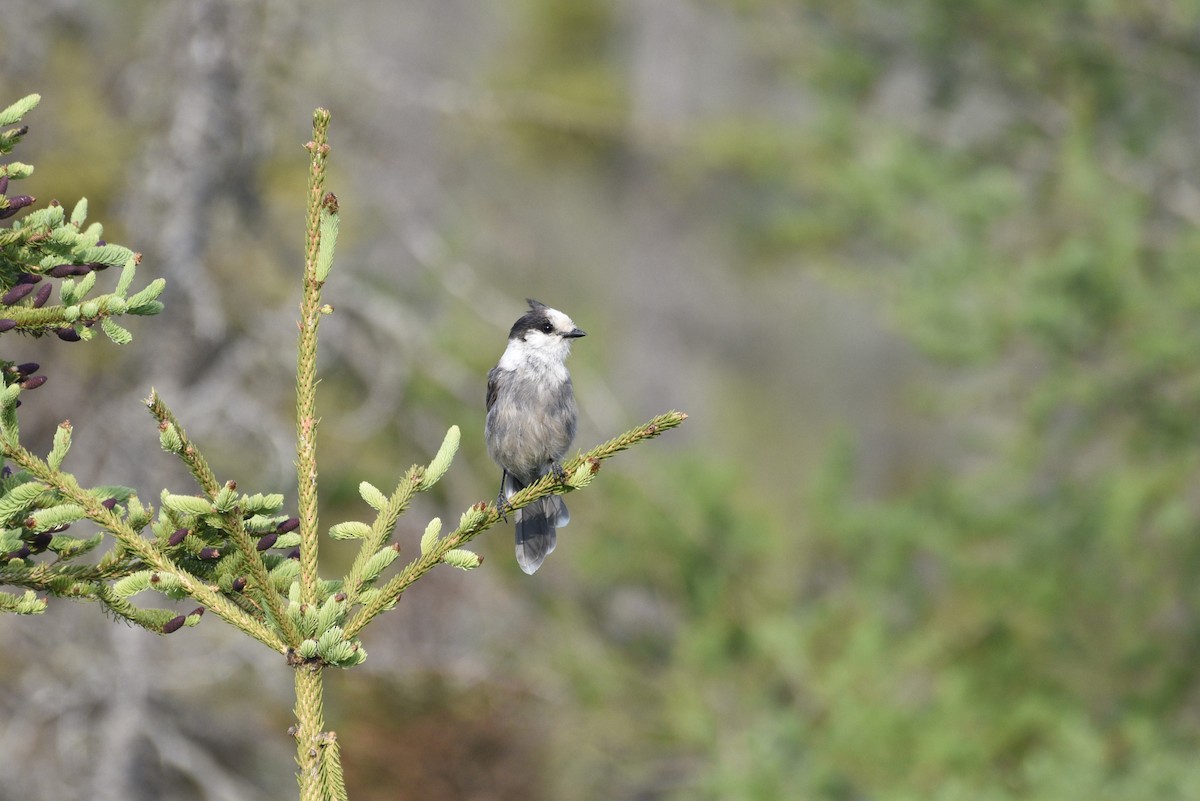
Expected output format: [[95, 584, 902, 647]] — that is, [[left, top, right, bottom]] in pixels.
[[564, 328, 586, 338]]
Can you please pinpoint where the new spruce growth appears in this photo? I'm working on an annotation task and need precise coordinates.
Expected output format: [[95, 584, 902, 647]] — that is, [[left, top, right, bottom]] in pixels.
[[0, 94, 166, 621]]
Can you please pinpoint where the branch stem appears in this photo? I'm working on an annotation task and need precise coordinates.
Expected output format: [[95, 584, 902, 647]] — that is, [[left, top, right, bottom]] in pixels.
[[293, 107, 339, 801], [293, 665, 328, 801], [295, 108, 331, 608]]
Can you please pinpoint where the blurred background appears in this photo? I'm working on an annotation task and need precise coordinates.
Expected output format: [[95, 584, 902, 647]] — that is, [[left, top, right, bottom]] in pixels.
[[3, 0, 1200, 799]]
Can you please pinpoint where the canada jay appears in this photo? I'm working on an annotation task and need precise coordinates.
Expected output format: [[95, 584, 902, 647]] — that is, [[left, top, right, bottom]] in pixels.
[[485, 299, 586, 574]]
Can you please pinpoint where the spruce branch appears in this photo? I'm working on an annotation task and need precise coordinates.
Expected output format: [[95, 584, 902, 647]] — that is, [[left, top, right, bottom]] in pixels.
[[341, 411, 687, 638], [0, 556, 139, 589], [145, 389, 221, 496], [293, 107, 334, 801], [295, 108, 333, 609], [0, 437, 286, 649], [146, 388, 302, 644], [293, 664, 328, 801], [341, 465, 425, 606], [218, 505, 303, 646], [321, 732, 349, 801], [0, 587, 44, 614]]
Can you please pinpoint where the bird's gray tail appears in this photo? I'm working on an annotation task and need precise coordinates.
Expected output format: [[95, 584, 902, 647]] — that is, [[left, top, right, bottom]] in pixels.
[[515, 495, 569, 575]]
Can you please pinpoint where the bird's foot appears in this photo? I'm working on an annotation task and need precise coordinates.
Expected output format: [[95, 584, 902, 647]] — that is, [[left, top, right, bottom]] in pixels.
[[550, 461, 569, 484], [495, 491, 513, 522]]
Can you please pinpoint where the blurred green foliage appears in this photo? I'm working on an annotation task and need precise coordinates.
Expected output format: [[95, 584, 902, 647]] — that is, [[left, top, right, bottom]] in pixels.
[[495, 1, 1200, 799]]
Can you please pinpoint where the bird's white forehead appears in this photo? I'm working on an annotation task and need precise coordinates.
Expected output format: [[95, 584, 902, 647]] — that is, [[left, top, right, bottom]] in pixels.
[[545, 307, 575, 332]]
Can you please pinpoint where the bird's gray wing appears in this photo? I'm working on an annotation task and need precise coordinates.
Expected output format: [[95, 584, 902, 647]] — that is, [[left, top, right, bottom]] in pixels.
[[485, 366, 500, 413]]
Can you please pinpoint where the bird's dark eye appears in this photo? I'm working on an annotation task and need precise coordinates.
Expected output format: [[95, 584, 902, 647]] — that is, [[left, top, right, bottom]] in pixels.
[[540, 322, 554, 334]]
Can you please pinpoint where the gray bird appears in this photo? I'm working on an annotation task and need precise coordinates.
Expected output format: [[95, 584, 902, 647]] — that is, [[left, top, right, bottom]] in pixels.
[[485, 299, 586, 574]]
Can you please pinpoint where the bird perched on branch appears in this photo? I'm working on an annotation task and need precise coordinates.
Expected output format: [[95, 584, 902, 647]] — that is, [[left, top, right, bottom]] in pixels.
[[485, 299, 586, 574]]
